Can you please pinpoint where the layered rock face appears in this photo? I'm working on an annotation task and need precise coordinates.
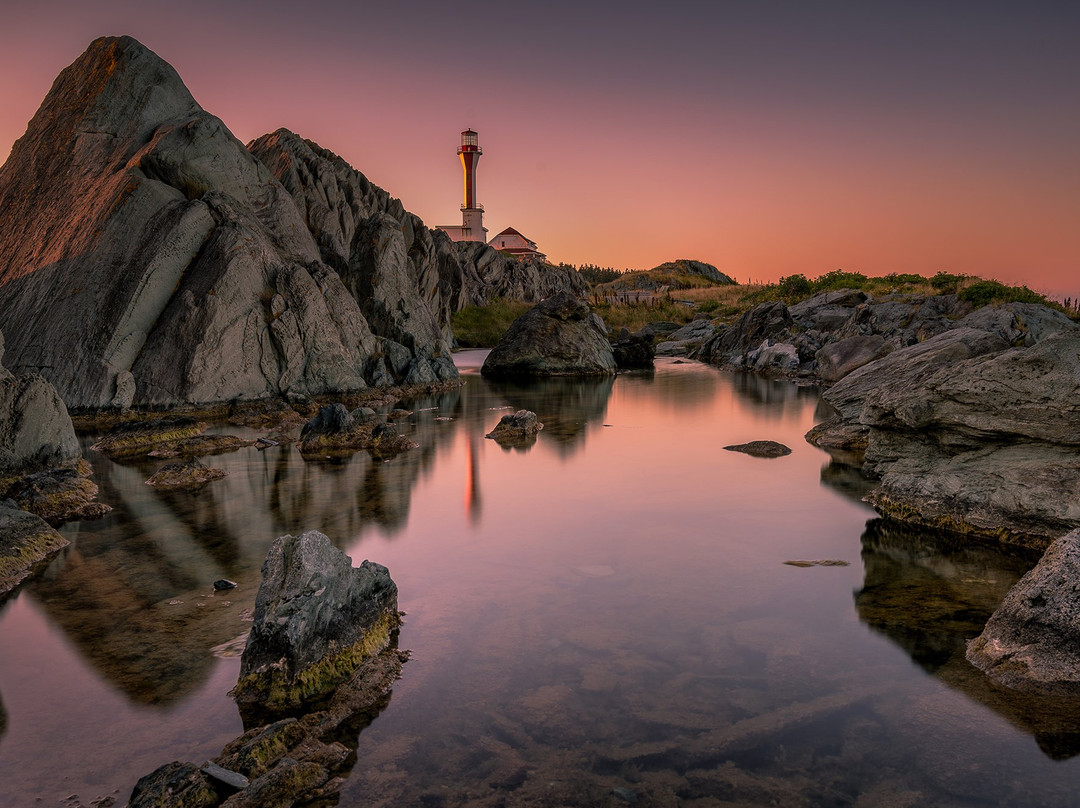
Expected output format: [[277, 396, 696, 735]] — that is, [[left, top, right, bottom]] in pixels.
[[482, 292, 616, 378], [700, 291, 1077, 382], [809, 327, 1080, 547], [0, 36, 585, 411]]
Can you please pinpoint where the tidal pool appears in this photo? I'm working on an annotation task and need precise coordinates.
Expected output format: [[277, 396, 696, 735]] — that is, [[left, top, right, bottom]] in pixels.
[[2, 354, 1079, 806]]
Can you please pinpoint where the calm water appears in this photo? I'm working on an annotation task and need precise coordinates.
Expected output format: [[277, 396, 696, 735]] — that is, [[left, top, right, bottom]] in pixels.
[[2, 354, 1079, 807]]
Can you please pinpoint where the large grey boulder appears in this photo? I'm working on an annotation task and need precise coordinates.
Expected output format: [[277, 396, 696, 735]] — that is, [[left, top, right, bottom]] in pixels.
[[967, 529, 1080, 692], [0, 371, 80, 476], [233, 530, 400, 713], [0, 38, 593, 410], [482, 292, 616, 378]]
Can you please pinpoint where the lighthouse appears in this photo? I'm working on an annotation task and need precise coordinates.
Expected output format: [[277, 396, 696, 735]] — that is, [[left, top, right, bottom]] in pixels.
[[437, 129, 488, 243]]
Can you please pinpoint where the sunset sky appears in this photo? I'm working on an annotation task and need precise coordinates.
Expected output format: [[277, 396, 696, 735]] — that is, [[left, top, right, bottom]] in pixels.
[[1, 1, 1077, 297]]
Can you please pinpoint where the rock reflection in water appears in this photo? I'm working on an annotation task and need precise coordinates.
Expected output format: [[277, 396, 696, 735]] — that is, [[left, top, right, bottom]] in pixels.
[[27, 392, 465, 707], [855, 518, 1080, 759], [731, 372, 819, 418], [484, 375, 613, 455], [819, 459, 879, 504]]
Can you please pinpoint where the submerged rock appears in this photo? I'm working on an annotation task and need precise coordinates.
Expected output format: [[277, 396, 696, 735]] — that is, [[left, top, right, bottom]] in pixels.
[[233, 530, 400, 714], [91, 418, 206, 459], [368, 422, 418, 460], [482, 292, 616, 378], [5, 462, 111, 523], [967, 529, 1080, 693], [145, 458, 227, 491], [147, 434, 254, 459], [0, 502, 69, 597], [723, 440, 792, 458]]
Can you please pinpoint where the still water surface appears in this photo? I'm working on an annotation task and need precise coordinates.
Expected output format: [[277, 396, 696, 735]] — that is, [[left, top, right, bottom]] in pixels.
[[2, 354, 1079, 806]]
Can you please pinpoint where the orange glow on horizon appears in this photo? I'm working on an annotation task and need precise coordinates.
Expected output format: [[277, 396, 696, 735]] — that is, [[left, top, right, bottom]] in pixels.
[[0, 4, 1076, 299]]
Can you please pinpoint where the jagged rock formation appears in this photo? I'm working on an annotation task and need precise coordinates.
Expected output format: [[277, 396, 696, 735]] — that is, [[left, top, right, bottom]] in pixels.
[[233, 530, 400, 714], [482, 292, 616, 378], [967, 529, 1080, 693], [0, 36, 585, 412]]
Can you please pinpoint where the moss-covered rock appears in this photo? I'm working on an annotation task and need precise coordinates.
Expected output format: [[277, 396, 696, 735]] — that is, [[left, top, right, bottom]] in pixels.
[[90, 417, 206, 458], [3, 460, 111, 523], [232, 531, 400, 715], [0, 502, 69, 596], [127, 761, 219, 808]]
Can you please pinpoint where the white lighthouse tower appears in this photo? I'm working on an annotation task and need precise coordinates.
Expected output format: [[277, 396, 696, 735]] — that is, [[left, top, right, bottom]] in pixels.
[[437, 129, 488, 242]]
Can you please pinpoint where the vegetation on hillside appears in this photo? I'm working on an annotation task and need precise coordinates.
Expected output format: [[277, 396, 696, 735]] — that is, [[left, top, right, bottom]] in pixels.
[[452, 268, 1078, 348]]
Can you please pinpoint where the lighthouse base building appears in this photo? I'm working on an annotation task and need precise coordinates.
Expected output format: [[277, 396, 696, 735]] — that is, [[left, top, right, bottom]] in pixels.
[[488, 227, 546, 262]]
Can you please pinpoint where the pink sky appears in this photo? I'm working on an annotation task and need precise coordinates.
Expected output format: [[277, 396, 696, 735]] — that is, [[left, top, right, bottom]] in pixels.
[[1, 1, 1077, 297]]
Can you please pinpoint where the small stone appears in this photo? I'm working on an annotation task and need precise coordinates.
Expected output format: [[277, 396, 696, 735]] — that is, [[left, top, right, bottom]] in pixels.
[[214, 579, 237, 590], [200, 760, 249, 791], [612, 787, 639, 803]]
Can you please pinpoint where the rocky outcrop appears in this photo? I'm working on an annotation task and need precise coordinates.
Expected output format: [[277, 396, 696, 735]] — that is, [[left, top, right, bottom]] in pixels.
[[700, 291, 1078, 382], [808, 329, 1080, 547], [233, 530, 400, 714], [967, 529, 1080, 693], [0, 37, 587, 412], [0, 502, 69, 597], [482, 292, 616, 378]]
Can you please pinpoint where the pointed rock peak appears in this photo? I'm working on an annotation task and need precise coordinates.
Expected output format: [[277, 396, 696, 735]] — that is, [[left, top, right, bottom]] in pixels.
[[14, 34, 201, 151]]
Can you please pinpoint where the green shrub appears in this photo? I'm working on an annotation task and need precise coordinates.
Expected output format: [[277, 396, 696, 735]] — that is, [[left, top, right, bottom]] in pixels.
[[815, 269, 868, 290], [452, 300, 532, 347], [777, 274, 813, 299], [930, 271, 967, 294], [958, 280, 1050, 308]]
